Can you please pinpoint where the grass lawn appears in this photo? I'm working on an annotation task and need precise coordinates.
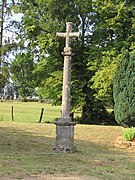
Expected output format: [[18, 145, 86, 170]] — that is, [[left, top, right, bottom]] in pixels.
[[0, 101, 61, 123], [0, 102, 135, 179]]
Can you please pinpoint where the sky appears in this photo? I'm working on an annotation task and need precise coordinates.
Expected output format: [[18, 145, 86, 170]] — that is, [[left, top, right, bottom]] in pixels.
[[3, 12, 23, 44], [1, 0, 23, 44]]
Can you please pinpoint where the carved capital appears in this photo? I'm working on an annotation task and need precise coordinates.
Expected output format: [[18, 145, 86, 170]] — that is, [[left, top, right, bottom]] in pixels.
[[64, 47, 72, 53], [62, 47, 72, 56]]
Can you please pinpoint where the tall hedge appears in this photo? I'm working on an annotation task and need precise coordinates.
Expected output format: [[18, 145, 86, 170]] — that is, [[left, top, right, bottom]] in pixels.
[[113, 50, 135, 127]]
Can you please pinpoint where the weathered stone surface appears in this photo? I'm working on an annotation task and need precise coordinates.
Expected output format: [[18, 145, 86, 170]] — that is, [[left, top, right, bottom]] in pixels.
[[54, 121, 76, 153], [54, 22, 80, 153], [57, 22, 80, 119], [61, 55, 71, 119]]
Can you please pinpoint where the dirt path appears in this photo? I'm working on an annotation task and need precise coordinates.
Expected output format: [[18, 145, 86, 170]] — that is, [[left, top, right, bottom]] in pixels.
[[0, 175, 101, 180]]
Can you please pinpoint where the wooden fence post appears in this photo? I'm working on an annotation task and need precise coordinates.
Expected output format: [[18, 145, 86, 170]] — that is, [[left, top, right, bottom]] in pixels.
[[39, 108, 44, 123], [12, 106, 14, 121]]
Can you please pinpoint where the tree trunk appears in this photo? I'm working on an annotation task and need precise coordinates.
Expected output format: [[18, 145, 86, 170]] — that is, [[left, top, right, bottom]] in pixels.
[[0, 0, 6, 67]]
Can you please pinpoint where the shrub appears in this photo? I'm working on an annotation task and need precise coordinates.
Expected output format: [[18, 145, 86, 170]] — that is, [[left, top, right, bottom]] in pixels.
[[123, 127, 135, 141], [113, 50, 135, 127]]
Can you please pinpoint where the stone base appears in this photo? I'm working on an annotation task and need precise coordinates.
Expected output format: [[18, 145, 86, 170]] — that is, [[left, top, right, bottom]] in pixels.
[[53, 119, 76, 153]]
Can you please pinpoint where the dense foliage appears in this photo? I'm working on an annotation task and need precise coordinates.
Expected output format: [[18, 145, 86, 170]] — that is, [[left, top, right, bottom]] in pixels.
[[113, 50, 135, 127], [11, 52, 36, 98]]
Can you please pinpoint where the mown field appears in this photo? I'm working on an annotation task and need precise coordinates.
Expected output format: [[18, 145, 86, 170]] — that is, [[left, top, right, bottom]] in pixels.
[[0, 101, 61, 123], [0, 102, 135, 180]]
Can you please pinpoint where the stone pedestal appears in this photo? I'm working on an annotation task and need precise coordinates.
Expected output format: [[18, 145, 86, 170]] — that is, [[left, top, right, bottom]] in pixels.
[[53, 120, 76, 153]]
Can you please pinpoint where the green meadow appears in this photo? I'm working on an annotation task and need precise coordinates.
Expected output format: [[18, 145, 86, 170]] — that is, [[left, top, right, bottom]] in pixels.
[[0, 101, 61, 123]]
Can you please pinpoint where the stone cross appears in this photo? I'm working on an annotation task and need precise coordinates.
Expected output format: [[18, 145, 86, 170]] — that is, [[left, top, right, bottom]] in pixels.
[[56, 22, 80, 121], [54, 22, 80, 153], [56, 22, 80, 48]]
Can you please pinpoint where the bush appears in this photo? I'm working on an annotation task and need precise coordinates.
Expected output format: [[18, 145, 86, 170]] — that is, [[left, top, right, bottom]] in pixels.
[[123, 127, 135, 141], [113, 50, 135, 127]]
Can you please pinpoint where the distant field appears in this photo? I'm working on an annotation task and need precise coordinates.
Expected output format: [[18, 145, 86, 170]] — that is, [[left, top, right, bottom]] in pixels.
[[0, 101, 61, 123], [0, 122, 135, 180]]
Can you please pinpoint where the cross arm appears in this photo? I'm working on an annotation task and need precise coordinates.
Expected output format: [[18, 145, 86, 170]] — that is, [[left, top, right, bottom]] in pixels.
[[69, 32, 81, 38], [56, 32, 66, 38]]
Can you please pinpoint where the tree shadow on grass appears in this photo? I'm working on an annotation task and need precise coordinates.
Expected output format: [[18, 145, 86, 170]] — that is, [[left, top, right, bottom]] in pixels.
[[0, 126, 135, 180], [0, 127, 54, 154]]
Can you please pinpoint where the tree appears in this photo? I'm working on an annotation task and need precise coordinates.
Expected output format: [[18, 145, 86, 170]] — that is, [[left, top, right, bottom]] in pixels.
[[11, 52, 36, 99], [38, 70, 62, 105], [9, 0, 134, 125], [0, 0, 19, 93], [88, 0, 135, 106], [13, 0, 113, 124], [0, 0, 8, 92], [113, 49, 135, 127]]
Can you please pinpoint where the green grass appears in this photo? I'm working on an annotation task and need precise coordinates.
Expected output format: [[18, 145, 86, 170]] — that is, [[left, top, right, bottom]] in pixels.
[[0, 101, 61, 123], [0, 102, 135, 179], [0, 122, 135, 180]]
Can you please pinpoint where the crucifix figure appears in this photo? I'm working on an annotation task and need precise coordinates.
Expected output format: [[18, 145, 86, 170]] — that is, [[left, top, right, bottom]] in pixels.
[[54, 22, 80, 153]]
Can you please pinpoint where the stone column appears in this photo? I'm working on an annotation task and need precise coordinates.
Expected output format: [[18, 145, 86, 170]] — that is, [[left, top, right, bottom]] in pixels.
[[54, 47, 76, 153], [54, 22, 80, 153], [61, 47, 72, 121]]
